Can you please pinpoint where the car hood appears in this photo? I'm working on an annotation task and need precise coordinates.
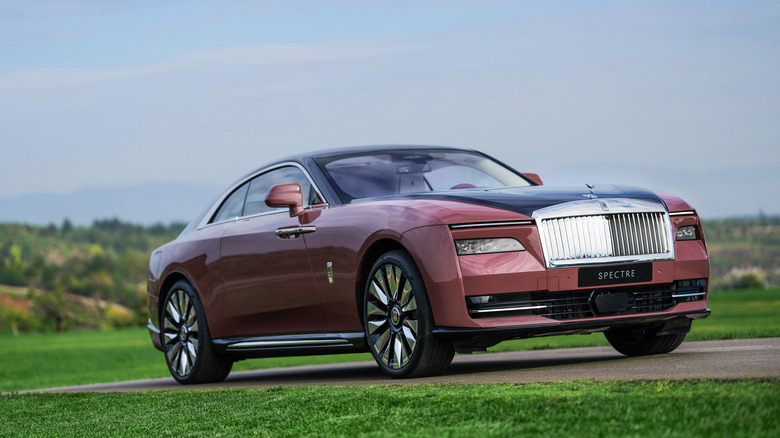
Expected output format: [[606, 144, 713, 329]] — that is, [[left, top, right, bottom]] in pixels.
[[390, 185, 665, 217]]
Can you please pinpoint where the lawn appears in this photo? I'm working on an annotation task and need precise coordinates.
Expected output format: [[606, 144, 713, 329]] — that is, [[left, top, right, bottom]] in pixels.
[[1, 288, 777, 393], [1, 380, 777, 437]]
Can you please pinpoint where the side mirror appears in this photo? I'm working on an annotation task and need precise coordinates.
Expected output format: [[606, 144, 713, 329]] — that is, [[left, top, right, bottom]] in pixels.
[[524, 173, 543, 186], [265, 183, 304, 217]]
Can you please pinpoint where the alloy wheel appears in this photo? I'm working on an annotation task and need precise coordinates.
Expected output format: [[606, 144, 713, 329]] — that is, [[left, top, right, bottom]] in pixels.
[[366, 263, 419, 370], [163, 288, 199, 378]]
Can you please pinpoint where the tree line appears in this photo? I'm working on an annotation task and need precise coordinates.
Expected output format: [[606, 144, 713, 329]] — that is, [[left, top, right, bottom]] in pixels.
[[702, 215, 780, 290], [1, 216, 778, 333], [0, 219, 184, 332]]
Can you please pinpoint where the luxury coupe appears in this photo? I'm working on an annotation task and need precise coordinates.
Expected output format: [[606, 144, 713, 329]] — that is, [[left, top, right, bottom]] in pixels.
[[147, 146, 710, 383]]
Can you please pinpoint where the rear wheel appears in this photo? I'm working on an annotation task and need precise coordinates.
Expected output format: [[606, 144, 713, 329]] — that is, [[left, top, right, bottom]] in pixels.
[[161, 280, 232, 384], [605, 326, 687, 356], [363, 250, 454, 378]]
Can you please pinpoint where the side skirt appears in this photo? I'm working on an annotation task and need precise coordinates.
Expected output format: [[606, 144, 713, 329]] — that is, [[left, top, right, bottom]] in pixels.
[[212, 332, 368, 359]]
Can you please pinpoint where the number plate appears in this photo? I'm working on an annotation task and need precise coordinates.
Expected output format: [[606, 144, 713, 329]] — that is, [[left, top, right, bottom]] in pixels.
[[578, 263, 652, 287]]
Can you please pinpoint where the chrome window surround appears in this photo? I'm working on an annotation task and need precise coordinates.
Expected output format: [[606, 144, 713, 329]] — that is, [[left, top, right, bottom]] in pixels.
[[532, 198, 675, 269], [198, 162, 328, 230], [449, 220, 534, 229]]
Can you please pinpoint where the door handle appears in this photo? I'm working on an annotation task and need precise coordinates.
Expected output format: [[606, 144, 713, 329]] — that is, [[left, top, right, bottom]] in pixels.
[[275, 226, 317, 237]]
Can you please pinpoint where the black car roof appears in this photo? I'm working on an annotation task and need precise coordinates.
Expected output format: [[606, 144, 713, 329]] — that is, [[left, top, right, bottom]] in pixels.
[[180, 145, 530, 234], [218, 146, 481, 208]]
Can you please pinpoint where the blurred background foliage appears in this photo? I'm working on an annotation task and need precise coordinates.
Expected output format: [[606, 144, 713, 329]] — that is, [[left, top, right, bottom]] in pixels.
[[703, 215, 780, 290], [0, 219, 184, 333]]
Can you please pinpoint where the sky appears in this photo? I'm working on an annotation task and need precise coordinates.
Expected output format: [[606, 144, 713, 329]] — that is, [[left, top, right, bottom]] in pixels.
[[1, 0, 778, 219]]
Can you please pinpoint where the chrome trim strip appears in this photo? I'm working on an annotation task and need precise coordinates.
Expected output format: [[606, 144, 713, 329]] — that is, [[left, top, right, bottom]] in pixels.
[[434, 308, 712, 337], [450, 220, 534, 229], [468, 305, 548, 314], [198, 161, 328, 230], [217, 332, 366, 351], [543, 254, 668, 267], [671, 292, 707, 298], [534, 198, 666, 218], [669, 211, 696, 217], [227, 338, 350, 350], [275, 226, 317, 236]]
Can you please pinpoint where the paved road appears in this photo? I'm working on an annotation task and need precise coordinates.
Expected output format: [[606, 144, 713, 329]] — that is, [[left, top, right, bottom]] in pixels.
[[30, 338, 780, 393]]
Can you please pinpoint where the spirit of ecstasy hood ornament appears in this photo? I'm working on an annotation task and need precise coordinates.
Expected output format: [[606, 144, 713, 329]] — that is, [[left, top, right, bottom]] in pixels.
[[585, 183, 596, 199]]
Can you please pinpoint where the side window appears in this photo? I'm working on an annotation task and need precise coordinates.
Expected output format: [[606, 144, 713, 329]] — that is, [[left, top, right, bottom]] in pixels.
[[211, 183, 249, 223], [243, 166, 322, 217]]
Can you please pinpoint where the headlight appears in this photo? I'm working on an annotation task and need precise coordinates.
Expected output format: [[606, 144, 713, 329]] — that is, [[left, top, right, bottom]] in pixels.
[[676, 226, 698, 241], [455, 238, 526, 255]]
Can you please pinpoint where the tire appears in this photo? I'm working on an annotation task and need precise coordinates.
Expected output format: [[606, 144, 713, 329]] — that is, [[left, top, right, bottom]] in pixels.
[[605, 326, 687, 356], [363, 250, 454, 378], [161, 280, 232, 384]]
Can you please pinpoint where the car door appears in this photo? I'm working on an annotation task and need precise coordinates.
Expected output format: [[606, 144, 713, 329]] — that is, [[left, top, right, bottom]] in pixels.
[[219, 165, 328, 336]]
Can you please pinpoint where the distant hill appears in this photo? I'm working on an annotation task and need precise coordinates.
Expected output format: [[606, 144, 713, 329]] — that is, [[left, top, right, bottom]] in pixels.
[[1, 162, 778, 225], [0, 183, 222, 226]]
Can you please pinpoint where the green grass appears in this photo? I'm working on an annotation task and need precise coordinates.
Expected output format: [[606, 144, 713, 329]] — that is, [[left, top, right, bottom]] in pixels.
[[689, 288, 780, 340], [1, 288, 777, 392], [0, 328, 166, 392], [1, 380, 777, 437], [0, 328, 372, 393]]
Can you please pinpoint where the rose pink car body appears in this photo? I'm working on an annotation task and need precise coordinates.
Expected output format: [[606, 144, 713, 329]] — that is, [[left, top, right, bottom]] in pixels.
[[147, 146, 709, 383]]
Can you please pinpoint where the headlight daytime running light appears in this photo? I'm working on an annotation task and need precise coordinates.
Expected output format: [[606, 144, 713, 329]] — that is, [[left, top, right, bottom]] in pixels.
[[675, 225, 698, 241], [455, 238, 526, 256]]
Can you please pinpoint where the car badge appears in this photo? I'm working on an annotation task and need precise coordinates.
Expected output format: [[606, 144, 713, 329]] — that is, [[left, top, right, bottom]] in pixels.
[[599, 200, 609, 211], [584, 184, 596, 199]]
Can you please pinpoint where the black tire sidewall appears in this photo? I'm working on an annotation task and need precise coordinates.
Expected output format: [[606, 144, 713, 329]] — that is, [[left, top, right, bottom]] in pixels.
[[363, 250, 447, 378], [605, 327, 686, 356], [162, 280, 229, 384]]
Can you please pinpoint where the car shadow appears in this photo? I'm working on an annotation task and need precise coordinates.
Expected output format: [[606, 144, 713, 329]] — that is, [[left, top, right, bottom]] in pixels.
[[222, 349, 626, 386], [224, 361, 384, 385], [444, 352, 625, 376]]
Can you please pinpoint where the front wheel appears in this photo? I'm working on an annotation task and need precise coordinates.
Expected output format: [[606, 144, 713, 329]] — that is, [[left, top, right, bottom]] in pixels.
[[363, 250, 454, 378], [161, 280, 232, 384], [605, 326, 687, 356]]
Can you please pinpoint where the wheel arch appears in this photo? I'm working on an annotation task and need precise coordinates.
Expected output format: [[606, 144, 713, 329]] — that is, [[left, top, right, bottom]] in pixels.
[[358, 239, 456, 377], [157, 271, 196, 324], [355, 238, 408, 327]]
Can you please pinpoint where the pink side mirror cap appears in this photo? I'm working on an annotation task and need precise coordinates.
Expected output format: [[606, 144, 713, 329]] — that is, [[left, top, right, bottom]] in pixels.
[[265, 183, 304, 217], [524, 173, 543, 185]]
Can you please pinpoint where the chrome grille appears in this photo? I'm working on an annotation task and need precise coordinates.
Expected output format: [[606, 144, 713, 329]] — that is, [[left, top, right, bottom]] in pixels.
[[608, 212, 670, 256], [534, 199, 674, 268]]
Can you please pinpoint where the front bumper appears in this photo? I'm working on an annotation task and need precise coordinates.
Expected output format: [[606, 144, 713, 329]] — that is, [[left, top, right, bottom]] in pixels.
[[434, 307, 711, 350]]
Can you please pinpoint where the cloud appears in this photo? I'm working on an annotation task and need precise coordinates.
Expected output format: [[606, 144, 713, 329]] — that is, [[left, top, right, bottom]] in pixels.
[[0, 64, 168, 90], [0, 40, 409, 90], [181, 42, 403, 66]]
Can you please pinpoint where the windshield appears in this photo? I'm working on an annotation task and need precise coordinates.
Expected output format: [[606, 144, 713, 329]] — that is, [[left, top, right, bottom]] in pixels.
[[316, 150, 531, 202]]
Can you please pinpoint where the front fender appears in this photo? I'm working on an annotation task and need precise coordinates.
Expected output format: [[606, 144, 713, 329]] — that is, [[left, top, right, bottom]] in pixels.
[[400, 225, 467, 327]]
